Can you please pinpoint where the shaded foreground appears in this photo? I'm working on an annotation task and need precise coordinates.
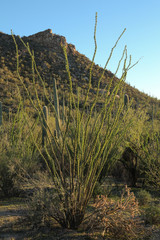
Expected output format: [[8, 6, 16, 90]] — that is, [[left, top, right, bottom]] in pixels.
[[0, 194, 160, 240], [0, 198, 111, 240], [0, 198, 92, 240]]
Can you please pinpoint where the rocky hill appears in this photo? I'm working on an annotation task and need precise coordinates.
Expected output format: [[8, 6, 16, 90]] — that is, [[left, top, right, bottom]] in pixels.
[[0, 29, 160, 118]]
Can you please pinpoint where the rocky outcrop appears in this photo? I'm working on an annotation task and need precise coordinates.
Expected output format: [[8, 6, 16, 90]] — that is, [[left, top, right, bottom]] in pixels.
[[26, 29, 66, 46], [23, 29, 76, 54], [0, 29, 76, 57]]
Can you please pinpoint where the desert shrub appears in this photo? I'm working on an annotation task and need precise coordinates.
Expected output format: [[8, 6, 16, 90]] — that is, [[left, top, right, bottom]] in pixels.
[[0, 106, 41, 197], [0, 123, 19, 197], [0, 157, 18, 197], [86, 186, 144, 240], [26, 187, 54, 227], [116, 108, 149, 187], [92, 181, 104, 200], [140, 132, 160, 190], [0, 147, 30, 197], [25, 171, 62, 228], [144, 204, 160, 225], [92, 178, 123, 201], [119, 145, 139, 187], [136, 189, 152, 206]]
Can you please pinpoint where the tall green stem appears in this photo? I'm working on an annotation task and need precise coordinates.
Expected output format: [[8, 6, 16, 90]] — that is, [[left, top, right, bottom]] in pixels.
[[0, 102, 2, 126], [53, 77, 60, 138]]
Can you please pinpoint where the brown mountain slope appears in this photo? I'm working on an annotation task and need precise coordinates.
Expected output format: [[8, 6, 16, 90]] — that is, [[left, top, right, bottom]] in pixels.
[[0, 29, 159, 117]]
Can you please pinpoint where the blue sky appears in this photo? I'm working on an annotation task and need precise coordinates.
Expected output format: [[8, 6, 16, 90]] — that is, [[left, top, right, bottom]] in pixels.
[[1, 0, 160, 99]]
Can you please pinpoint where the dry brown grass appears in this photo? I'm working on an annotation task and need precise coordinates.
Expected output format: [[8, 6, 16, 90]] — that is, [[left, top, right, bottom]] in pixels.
[[85, 186, 145, 239]]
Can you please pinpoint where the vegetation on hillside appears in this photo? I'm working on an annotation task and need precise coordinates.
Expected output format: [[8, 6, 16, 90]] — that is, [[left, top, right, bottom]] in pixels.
[[0, 25, 160, 120]]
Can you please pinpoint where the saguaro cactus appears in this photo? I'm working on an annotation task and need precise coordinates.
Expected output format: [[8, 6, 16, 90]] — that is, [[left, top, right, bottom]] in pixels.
[[152, 103, 154, 130], [124, 94, 129, 108], [53, 78, 60, 137], [0, 101, 2, 126], [42, 106, 48, 146]]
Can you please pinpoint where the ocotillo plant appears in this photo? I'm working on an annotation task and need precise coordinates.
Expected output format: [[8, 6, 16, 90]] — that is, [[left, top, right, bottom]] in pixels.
[[124, 94, 129, 107], [62, 94, 65, 125], [42, 106, 48, 146], [53, 78, 60, 137], [12, 12, 137, 229], [0, 101, 2, 126]]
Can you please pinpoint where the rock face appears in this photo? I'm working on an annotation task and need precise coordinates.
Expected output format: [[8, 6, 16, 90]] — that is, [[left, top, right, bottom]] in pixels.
[[23, 29, 76, 54], [26, 29, 66, 47]]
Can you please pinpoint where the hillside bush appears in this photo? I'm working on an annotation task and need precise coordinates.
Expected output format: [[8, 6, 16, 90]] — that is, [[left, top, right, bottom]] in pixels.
[[136, 189, 152, 206], [0, 123, 18, 197], [26, 178, 56, 228], [113, 127, 160, 189], [115, 108, 149, 187], [140, 132, 160, 190], [144, 204, 160, 225], [0, 157, 18, 197], [0, 105, 41, 197]]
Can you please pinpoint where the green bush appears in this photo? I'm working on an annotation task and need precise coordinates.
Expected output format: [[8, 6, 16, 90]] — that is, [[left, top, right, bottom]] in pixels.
[[140, 132, 160, 190], [92, 181, 104, 200], [0, 107, 41, 197], [0, 158, 18, 197], [136, 189, 152, 206], [144, 205, 160, 225], [26, 187, 54, 227]]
